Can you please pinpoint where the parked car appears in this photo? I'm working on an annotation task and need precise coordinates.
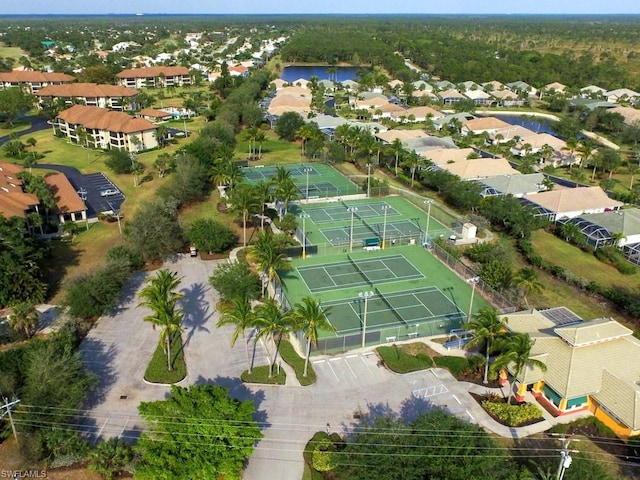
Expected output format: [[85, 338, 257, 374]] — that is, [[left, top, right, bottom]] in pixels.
[[100, 188, 120, 197]]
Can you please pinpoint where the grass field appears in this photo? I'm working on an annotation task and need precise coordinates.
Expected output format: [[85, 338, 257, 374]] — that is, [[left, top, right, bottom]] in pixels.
[[0, 43, 27, 61], [530, 230, 639, 290]]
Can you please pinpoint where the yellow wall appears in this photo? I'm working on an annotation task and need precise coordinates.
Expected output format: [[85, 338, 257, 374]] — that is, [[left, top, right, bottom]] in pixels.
[[592, 403, 633, 438]]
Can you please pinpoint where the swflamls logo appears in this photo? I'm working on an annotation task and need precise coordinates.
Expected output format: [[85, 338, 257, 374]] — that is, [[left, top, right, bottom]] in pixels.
[[0, 471, 47, 478]]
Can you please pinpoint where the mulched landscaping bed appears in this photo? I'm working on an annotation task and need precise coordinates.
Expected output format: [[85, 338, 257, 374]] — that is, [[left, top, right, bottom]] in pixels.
[[470, 392, 545, 427]]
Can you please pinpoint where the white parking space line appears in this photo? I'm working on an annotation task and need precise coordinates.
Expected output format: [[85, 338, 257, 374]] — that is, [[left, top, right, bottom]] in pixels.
[[412, 384, 448, 398], [343, 358, 357, 379], [466, 410, 475, 422], [452, 394, 461, 404], [119, 419, 129, 437], [326, 361, 340, 381], [359, 355, 374, 374]]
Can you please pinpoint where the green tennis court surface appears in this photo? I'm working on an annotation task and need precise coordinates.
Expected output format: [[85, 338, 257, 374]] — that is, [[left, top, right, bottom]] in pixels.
[[302, 201, 401, 224], [323, 287, 465, 335], [297, 254, 424, 292], [321, 219, 423, 247], [242, 164, 321, 181]]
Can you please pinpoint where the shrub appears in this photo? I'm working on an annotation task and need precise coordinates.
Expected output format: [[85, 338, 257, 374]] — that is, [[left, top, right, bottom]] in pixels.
[[549, 416, 617, 438], [312, 437, 336, 472], [481, 400, 543, 426], [377, 345, 433, 373], [186, 218, 237, 254], [434, 356, 469, 376]]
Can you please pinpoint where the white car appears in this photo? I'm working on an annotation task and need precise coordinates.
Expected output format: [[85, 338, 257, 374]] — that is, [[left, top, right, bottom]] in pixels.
[[100, 188, 120, 197]]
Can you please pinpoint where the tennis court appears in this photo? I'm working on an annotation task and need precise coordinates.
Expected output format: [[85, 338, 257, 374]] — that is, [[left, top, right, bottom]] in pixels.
[[323, 287, 465, 335], [297, 254, 424, 293], [321, 219, 423, 247], [242, 164, 321, 181], [302, 201, 401, 224], [297, 181, 340, 199]]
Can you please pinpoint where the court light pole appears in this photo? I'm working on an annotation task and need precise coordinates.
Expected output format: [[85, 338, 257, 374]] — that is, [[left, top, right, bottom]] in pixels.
[[348, 206, 358, 252], [423, 199, 434, 245], [304, 167, 313, 203], [359, 291, 375, 349], [300, 213, 310, 259], [466, 276, 480, 322], [381, 205, 389, 249]]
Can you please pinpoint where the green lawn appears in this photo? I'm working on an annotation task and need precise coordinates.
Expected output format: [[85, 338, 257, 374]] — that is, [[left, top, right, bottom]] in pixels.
[[144, 333, 187, 384], [376, 344, 433, 373], [0, 44, 26, 61], [279, 339, 316, 386], [530, 230, 639, 291], [241, 365, 286, 385]]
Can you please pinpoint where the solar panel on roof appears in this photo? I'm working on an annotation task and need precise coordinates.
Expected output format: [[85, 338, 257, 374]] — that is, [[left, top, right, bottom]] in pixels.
[[540, 307, 583, 326]]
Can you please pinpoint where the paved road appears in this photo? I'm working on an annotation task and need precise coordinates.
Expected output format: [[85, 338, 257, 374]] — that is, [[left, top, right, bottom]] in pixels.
[[79, 254, 592, 480], [0, 115, 50, 146]]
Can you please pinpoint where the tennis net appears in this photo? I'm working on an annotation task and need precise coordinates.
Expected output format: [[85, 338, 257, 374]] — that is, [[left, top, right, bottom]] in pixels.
[[375, 287, 410, 326], [362, 218, 380, 236], [347, 254, 374, 287], [343, 201, 362, 220]]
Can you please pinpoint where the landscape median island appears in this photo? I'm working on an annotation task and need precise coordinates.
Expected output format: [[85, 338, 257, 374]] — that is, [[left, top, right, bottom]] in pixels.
[[144, 332, 187, 384]]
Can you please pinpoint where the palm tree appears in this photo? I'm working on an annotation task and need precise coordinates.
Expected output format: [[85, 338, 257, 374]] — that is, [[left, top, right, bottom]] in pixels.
[[137, 269, 184, 372], [291, 296, 335, 377], [254, 298, 294, 378], [25, 137, 37, 160], [575, 139, 594, 171], [217, 297, 257, 374], [247, 231, 292, 297], [390, 137, 404, 176], [492, 332, 547, 404], [254, 179, 274, 230], [132, 161, 144, 187], [275, 178, 299, 219], [255, 130, 266, 159], [8, 301, 39, 338], [610, 231, 626, 248], [402, 150, 421, 187], [228, 183, 260, 248], [153, 152, 173, 178], [466, 306, 505, 384], [513, 268, 544, 309], [155, 125, 169, 148]]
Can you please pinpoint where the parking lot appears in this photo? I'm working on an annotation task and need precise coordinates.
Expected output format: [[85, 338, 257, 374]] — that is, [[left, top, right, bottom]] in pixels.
[[312, 352, 392, 386], [35, 164, 124, 217]]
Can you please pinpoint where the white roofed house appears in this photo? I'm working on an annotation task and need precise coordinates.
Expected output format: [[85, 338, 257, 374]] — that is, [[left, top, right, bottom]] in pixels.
[[605, 88, 640, 105], [558, 208, 640, 251], [479, 173, 548, 198], [510, 133, 567, 161], [35, 83, 139, 111], [437, 89, 466, 105], [482, 80, 506, 92], [490, 89, 524, 107], [609, 106, 640, 126], [491, 125, 537, 145], [461, 117, 512, 137], [543, 82, 567, 95], [522, 186, 623, 222], [391, 106, 443, 124], [506, 81, 538, 99], [464, 88, 492, 105], [580, 85, 607, 98]]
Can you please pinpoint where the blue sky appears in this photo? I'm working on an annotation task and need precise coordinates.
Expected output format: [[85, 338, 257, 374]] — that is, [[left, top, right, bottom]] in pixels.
[[4, 0, 640, 15]]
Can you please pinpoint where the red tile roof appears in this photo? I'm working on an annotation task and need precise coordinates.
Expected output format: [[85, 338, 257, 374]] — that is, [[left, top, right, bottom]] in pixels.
[[116, 66, 190, 78], [36, 83, 138, 98], [0, 162, 39, 219], [44, 172, 86, 214], [0, 70, 75, 83], [57, 105, 157, 134]]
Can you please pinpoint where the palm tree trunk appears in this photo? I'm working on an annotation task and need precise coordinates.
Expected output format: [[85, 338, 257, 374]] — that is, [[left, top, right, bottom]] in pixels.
[[304, 336, 311, 377], [243, 214, 247, 247], [483, 345, 490, 384], [166, 333, 173, 372], [394, 155, 399, 176], [243, 330, 252, 375]]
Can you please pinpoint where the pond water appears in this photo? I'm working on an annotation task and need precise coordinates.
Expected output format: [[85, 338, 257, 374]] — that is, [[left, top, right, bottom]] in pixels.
[[491, 114, 558, 136], [280, 65, 365, 83]]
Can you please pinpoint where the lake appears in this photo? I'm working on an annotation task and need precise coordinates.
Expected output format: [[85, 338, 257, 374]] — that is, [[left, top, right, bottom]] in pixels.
[[280, 65, 365, 83], [492, 114, 558, 136]]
